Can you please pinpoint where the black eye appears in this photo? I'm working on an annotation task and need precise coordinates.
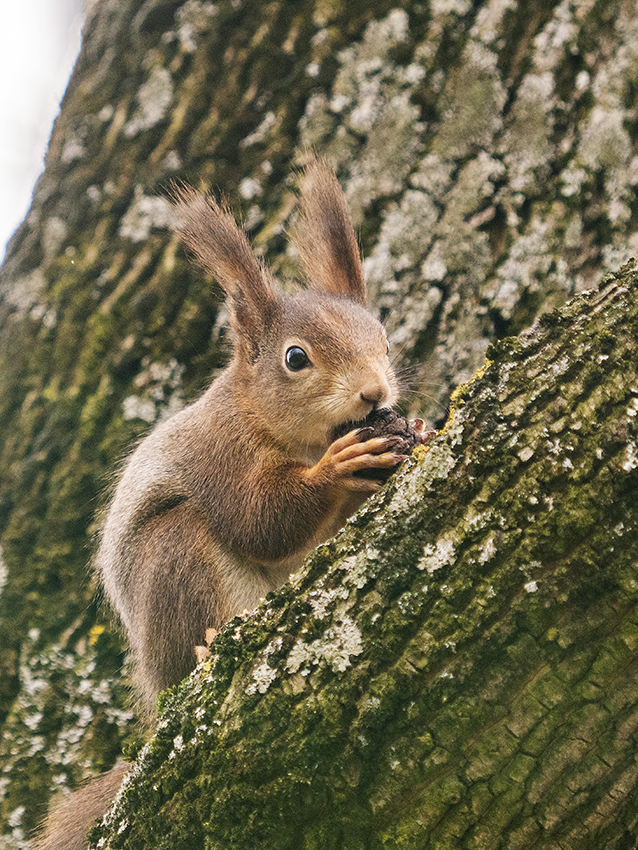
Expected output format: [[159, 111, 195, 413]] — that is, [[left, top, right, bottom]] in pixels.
[[285, 346, 311, 372]]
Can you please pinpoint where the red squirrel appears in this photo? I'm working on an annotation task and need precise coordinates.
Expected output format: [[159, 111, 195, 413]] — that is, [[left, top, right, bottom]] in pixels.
[[36, 157, 424, 849]]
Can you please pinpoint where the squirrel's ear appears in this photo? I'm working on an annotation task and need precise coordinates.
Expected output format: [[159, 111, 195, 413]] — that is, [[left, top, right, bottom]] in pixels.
[[292, 157, 367, 306], [170, 184, 279, 357]]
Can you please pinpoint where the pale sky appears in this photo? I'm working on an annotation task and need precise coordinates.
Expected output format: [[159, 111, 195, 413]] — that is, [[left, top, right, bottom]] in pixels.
[[0, 0, 83, 261]]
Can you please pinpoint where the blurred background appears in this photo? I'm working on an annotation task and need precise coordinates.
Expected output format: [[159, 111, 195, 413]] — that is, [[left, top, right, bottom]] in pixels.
[[0, 0, 83, 260]]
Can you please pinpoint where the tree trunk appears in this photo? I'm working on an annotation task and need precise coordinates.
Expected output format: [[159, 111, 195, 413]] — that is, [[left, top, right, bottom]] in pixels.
[[92, 266, 638, 849], [1, 0, 638, 843]]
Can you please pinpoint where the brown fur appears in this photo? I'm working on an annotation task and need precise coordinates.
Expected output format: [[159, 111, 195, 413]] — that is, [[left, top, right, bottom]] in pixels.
[[292, 158, 367, 305], [34, 763, 129, 850], [35, 158, 401, 850]]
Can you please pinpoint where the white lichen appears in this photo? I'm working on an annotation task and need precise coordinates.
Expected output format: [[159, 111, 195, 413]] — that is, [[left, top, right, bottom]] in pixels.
[[417, 536, 457, 573], [99, 104, 115, 122], [121, 396, 156, 423], [122, 358, 185, 423], [42, 217, 69, 261], [118, 186, 173, 242], [531, 0, 594, 73], [470, 0, 516, 43], [431, 0, 471, 15], [0, 633, 134, 806], [244, 205, 264, 230], [298, 9, 425, 222], [105, 707, 135, 727], [307, 585, 349, 618], [579, 108, 631, 173], [245, 661, 278, 695], [338, 553, 369, 590], [61, 135, 86, 164], [245, 637, 284, 695], [622, 443, 638, 472], [478, 535, 498, 563], [365, 190, 440, 304], [238, 177, 262, 199], [163, 0, 218, 53], [124, 67, 173, 137], [2, 269, 46, 315], [240, 111, 278, 147], [421, 244, 447, 282], [7, 807, 25, 829], [484, 217, 555, 318], [163, 150, 182, 171], [285, 617, 363, 675]]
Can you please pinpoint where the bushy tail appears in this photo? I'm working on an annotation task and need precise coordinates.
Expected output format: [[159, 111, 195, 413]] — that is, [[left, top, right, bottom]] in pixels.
[[34, 762, 129, 850]]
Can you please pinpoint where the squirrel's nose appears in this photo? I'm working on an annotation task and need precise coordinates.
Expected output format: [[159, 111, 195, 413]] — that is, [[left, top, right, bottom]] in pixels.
[[360, 383, 388, 409]]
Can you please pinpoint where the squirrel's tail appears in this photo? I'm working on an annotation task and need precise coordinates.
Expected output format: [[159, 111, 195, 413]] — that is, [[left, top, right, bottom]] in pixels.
[[34, 762, 129, 850]]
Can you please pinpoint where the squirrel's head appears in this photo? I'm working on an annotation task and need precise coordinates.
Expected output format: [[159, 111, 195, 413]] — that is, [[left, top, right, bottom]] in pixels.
[[171, 157, 398, 454]]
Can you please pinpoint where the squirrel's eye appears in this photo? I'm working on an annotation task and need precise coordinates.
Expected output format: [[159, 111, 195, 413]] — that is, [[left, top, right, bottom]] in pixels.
[[285, 346, 311, 372]]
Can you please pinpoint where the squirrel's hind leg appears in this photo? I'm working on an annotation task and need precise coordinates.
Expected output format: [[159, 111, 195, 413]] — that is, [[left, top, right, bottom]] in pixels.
[[122, 502, 225, 717]]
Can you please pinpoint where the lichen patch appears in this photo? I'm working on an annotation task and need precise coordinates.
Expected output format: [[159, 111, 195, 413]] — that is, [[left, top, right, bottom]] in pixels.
[[124, 67, 174, 137], [285, 617, 363, 676]]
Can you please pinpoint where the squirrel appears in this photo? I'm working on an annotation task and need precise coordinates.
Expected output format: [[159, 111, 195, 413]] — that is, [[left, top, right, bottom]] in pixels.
[[35, 157, 424, 849]]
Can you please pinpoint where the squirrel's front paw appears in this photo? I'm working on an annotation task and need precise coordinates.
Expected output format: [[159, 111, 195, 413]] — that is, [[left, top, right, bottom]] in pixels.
[[331, 409, 424, 483], [412, 418, 437, 445], [308, 428, 409, 492]]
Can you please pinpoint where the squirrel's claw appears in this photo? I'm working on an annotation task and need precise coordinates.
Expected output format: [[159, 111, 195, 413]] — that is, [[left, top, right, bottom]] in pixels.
[[412, 418, 437, 445]]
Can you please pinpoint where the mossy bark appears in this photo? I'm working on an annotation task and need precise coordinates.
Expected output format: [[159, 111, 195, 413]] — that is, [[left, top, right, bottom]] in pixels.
[[1, 0, 638, 843], [92, 265, 638, 849]]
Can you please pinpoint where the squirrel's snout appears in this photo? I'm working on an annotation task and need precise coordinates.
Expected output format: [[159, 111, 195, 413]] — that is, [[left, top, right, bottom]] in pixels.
[[359, 382, 390, 410]]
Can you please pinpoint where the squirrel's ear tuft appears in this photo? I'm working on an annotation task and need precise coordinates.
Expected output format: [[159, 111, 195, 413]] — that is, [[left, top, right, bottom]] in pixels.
[[291, 157, 367, 306], [170, 183, 279, 358]]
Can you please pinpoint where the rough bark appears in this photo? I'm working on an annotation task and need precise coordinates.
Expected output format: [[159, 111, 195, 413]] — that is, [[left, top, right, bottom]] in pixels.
[[1, 0, 638, 843], [91, 265, 638, 849]]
